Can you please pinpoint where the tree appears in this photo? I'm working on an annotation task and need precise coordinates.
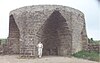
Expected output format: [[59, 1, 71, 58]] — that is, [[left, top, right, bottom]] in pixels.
[[90, 38, 94, 42]]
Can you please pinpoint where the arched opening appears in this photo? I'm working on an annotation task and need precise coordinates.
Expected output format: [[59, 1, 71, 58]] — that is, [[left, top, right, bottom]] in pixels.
[[37, 10, 72, 56], [8, 15, 20, 54], [9, 15, 20, 38]]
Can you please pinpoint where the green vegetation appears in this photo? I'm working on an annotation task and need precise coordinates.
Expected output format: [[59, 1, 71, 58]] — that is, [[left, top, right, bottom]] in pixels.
[[0, 39, 7, 45], [92, 40, 100, 45], [88, 38, 100, 45], [72, 50, 100, 62]]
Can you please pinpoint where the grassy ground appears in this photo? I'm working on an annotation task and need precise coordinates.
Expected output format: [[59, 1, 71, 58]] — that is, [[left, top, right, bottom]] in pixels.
[[0, 39, 7, 45], [72, 50, 100, 62], [91, 40, 100, 45], [88, 39, 100, 45]]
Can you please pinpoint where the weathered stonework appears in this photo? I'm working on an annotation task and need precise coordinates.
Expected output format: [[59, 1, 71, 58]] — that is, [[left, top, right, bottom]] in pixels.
[[8, 5, 88, 57]]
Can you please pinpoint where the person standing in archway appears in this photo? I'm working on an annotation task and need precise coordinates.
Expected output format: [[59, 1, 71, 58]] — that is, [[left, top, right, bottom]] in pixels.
[[37, 42, 43, 58]]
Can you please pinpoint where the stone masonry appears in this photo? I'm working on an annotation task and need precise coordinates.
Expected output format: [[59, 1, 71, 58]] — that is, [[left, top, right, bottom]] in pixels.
[[8, 5, 88, 57]]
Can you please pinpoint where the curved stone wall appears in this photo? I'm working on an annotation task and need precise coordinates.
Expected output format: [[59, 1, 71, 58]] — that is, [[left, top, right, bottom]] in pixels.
[[8, 5, 88, 56]]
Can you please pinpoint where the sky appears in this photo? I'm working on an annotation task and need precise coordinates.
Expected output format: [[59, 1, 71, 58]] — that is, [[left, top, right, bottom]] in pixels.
[[0, 0, 100, 40]]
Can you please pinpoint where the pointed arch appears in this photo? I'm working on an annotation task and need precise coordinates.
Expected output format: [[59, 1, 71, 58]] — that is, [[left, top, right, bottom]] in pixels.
[[37, 10, 72, 56], [8, 15, 20, 54], [9, 15, 20, 38]]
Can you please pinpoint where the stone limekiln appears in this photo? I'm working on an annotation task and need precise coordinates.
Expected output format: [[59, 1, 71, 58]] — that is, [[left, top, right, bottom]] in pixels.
[[8, 5, 88, 57]]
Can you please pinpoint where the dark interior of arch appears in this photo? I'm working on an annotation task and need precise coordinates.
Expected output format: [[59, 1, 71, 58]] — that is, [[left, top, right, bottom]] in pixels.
[[9, 15, 20, 38], [8, 15, 20, 53], [37, 10, 70, 56]]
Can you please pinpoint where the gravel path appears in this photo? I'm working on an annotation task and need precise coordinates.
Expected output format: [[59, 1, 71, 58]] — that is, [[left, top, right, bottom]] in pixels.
[[0, 55, 98, 63]]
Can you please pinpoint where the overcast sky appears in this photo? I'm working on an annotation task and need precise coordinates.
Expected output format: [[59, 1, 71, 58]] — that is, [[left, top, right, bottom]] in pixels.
[[0, 0, 100, 40]]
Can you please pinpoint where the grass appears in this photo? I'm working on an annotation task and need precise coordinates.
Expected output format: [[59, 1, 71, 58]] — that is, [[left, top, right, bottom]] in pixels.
[[0, 39, 7, 45], [91, 40, 100, 45], [72, 50, 100, 62], [88, 39, 100, 45]]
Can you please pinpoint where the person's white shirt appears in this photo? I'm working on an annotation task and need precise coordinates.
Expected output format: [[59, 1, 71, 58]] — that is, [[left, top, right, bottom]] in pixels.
[[37, 42, 43, 58], [37, 42, 43, 48]]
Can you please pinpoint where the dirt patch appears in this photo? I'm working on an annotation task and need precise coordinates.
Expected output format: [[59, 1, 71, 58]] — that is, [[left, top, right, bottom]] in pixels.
[[0, 55, 98, 63]]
